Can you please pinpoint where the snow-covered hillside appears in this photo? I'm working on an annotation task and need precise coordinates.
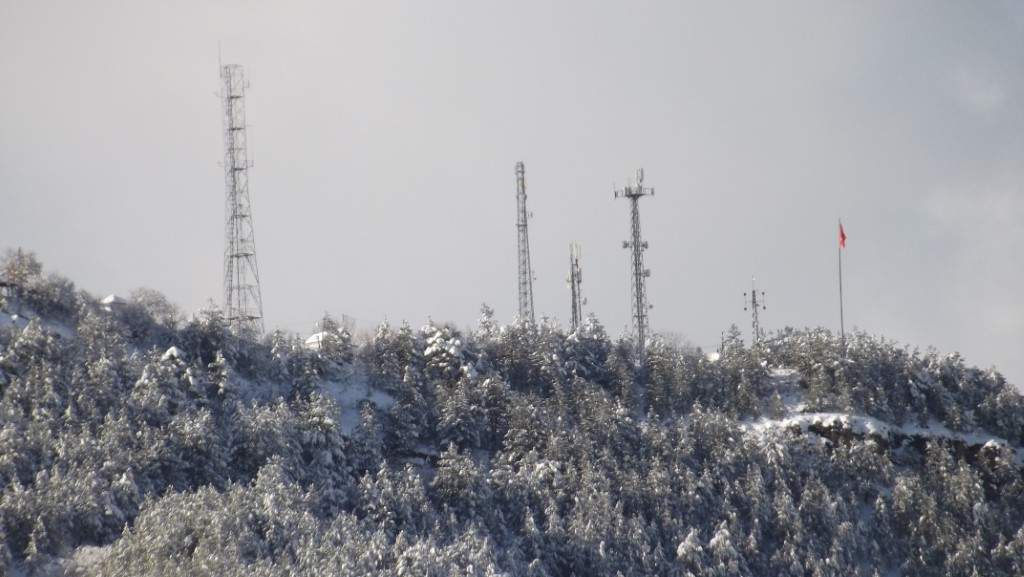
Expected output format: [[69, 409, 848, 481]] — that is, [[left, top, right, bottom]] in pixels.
[[1, 254, 1023, 576]]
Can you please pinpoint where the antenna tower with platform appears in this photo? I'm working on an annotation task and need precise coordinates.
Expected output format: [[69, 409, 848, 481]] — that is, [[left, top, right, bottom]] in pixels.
[[615, 169, 654, 358]]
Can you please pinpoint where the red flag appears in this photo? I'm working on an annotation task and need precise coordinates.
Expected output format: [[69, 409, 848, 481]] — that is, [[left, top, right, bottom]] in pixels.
[[839, 222, 847, 249]]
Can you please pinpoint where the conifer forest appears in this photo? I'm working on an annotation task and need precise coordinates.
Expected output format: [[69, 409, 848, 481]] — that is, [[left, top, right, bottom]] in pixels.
[[1, 250, 1023, 576]]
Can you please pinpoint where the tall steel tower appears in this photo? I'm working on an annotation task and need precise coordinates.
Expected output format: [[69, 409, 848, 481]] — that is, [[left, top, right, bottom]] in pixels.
[[568, 243, 583, 331], [221, 64, 264, 337], [744, 277, 766, 348], [615, 168, 654, 358], [515, 161, 535, 324]]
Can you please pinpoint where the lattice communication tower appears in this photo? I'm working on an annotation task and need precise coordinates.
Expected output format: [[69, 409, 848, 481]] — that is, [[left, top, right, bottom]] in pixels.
[[568, 243, 583, 331], [221, 64, 264, 337], [515, 161, 535, 324], [615, 169, 654, 358], [743, 277, 766, 347]]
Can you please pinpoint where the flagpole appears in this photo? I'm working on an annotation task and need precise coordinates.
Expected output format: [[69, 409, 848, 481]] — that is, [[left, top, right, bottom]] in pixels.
[[838, 219, 845, 351]]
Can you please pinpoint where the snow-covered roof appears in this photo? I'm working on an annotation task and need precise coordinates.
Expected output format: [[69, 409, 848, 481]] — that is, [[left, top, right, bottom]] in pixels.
[[305, 331, 331, 349], [100, 294, 128, 306]]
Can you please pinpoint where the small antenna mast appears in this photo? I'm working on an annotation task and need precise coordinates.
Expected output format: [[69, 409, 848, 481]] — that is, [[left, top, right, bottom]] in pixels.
[[743, 277, 766, 348], [568, 243, 583, 331], [515, 161, 535, 324]]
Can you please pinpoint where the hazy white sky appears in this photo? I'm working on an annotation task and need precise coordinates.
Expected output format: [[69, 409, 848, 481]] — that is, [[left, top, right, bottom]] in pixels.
[[2, 1, 1022, 387]]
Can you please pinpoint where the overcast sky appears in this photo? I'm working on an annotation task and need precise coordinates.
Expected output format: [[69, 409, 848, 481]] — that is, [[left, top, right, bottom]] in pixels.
[[2, 1, 1022, 387]]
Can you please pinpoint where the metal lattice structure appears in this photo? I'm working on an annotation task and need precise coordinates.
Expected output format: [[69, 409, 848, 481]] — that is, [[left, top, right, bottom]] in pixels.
[[568, 243, 583, 331], [221, 64, 264, 337], [515, 161, 535, 324], [744, 277, 766, 348], [615, 169, 654, 358]]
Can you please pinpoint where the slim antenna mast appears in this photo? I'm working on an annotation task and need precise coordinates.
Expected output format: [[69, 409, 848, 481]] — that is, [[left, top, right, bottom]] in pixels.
[[515, 161, 535, 324], [614, 168, 654, 359], [838, 219, 847, 353], [221, 63, 265, 338], [568, 243, 583, 331], [743, 277, 766, 347]]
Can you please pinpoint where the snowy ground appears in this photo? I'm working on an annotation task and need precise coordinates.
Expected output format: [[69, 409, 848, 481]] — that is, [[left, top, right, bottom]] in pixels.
[[742, 368, 1020, 465], [0, 302, 76, 339], [0, 309, 24, 330], [320, 362, 395, 434]]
